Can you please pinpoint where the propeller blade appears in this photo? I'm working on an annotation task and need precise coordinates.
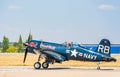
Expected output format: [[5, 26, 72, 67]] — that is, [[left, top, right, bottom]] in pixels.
[[23, 43, 28, 47], [23, 48, 28, 63]]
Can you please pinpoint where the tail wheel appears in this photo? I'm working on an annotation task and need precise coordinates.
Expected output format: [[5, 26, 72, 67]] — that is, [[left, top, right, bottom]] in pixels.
[[97, 66, 100, 70], [96, 62, 100, 70], [42, 62, 49, 69], [34, 62, 41, 69]]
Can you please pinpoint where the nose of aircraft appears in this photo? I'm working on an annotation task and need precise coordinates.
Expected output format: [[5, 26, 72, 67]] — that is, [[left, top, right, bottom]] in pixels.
[[23, 42, 37, 63]]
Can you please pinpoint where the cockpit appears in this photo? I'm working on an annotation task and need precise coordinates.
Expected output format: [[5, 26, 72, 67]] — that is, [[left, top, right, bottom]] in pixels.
[[72, 42, 81, 48], [62, 42, 81, 48]]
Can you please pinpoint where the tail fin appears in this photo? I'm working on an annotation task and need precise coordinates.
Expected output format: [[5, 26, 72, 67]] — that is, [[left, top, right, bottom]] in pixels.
[[96, 39, 111, 57]]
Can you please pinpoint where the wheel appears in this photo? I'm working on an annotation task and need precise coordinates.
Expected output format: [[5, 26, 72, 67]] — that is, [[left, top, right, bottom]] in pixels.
[[97, 66, 100, 70], [42, 62, 49, 69], [34, 62, 41, 69]]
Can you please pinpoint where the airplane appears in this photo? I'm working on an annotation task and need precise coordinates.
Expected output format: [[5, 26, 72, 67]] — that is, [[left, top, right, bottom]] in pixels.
[[23, 39, 116, 70]]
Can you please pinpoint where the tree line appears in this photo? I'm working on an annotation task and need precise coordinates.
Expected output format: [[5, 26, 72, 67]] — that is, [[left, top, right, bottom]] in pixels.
[[0, 33, 32, 53]]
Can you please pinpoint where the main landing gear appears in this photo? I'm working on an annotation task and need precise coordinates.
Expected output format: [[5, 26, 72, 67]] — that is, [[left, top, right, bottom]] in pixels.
[[34, 55, 49, 69], [42, 62, 49, 69], [34, 62, 49, 69], [34, 62, 41, 69]]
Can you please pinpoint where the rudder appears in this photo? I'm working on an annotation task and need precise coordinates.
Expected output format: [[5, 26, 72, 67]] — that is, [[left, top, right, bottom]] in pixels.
[[96, 39, 111, 57]]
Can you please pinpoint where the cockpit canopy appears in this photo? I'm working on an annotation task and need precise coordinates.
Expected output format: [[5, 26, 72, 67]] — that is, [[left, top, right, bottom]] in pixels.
[[62, 42, 81, 48]]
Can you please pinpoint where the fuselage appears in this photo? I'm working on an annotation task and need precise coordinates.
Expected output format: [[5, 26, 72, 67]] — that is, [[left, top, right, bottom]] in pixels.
[[28, 40, 116, 62]]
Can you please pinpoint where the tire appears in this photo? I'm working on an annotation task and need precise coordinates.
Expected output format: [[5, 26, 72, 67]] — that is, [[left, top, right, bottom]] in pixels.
[[42, 62, 49, 69], [97, 66, 100, 70], [34, 62, 41, 69]]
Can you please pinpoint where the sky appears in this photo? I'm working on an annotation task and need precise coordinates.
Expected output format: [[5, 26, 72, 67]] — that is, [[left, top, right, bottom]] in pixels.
[[0, 0, 120, 44]]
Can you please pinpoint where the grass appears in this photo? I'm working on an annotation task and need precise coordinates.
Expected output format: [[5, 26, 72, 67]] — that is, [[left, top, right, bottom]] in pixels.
[[0, 53, 120, 67]]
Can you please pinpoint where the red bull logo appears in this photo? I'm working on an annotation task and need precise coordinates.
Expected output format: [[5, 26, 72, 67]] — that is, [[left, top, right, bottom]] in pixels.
[[29, 42, 37, 48]]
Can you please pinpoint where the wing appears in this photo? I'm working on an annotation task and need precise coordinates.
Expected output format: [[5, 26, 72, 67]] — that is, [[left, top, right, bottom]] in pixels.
[[41, 50, 66, 61]]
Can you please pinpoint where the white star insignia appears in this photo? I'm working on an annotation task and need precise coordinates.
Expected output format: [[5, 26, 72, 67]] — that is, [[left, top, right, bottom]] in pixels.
[[71, 49, 78, 57]]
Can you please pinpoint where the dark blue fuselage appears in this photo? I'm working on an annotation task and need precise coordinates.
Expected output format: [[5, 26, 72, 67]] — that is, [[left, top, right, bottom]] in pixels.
[[28, 40, 115, 62]]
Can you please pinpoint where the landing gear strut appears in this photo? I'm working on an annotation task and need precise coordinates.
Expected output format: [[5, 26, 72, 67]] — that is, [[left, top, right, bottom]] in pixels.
[[34, 55, 42, 69], [97, 62, 100, 70], [34, 54, 49, 69]]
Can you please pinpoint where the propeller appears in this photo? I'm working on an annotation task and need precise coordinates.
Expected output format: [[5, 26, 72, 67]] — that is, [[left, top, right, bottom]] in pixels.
[[23, 43, 29, 63], [23, 47, 28, 63]]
